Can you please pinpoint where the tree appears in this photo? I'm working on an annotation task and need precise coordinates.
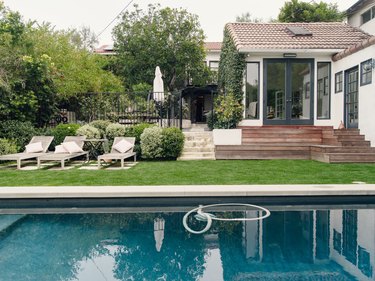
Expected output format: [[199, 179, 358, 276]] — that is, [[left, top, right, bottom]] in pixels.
[[278, 0, 345, 22], [236, 12, 262, 23], [113, 4, 209, 91]]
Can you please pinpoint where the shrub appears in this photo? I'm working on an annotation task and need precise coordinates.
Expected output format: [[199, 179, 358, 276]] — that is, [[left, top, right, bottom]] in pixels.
[[0, 120, 38, 151], [105, 123, 126, 141], [140, 127, 164, 159], [0, 139, 17, 156], [125, 123, 155, 157], [161, 127, 185, 159], [76, 124, 100, 139], [89, 120, 112, 138], [212, 93, 243, 129], [49, 123, 81, 148]]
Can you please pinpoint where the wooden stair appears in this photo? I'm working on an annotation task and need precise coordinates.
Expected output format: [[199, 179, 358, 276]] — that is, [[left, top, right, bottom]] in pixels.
[[215, 126, 375, 163]]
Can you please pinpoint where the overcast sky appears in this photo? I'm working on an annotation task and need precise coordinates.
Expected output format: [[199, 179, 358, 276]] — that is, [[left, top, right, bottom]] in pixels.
[[4, 0, 355, 46]]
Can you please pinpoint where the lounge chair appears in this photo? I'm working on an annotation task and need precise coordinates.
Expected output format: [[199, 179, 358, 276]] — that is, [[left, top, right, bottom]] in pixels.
[[0, 136, 54, 169], [98, 137, 136, 169], [37, 136, 89, 169]]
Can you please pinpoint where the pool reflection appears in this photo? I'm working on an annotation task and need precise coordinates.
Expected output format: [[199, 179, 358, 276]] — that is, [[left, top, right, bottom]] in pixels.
[[0, 207, 373, 281]]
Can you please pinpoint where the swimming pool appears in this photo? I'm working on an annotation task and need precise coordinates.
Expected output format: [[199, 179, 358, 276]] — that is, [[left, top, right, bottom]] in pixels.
[[0, 203, 373, 281]]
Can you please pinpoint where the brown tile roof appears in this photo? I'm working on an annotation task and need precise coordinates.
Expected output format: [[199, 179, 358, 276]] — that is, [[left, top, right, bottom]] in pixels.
[[333, 35, 375, 61], [226, 22, 371, 51], [204, 42, 222, 51]]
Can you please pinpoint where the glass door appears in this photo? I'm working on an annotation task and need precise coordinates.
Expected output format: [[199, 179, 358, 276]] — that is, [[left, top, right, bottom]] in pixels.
[[264, 59, 314, 125], [344, 67, 359, 128]]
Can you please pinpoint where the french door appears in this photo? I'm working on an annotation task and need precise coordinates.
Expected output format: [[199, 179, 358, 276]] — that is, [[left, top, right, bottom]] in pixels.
[[263, 59, 314, 125], [344, 67, 359, 129]]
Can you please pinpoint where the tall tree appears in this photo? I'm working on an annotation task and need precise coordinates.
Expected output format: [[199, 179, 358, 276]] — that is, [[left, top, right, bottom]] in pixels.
[[113, 4, 209, 91], [278, 0, 345, 22], [236, 12, 262, 23]]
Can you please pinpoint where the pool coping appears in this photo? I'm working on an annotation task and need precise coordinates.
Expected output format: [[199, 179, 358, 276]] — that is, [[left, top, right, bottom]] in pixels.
[[0, 184, 375, 198]]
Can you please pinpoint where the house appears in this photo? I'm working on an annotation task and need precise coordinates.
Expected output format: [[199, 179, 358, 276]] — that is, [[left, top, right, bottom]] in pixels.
[[212, 21, 375, 162], [347, 0, 375, 35]]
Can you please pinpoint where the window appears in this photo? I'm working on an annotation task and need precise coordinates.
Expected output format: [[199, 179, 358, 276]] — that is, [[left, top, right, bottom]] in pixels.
[[209, 61, 219, 71], [335, 72, 343, 93], [361, 6, 375, 24], [317, 62, 331, 119], [245, 62, 259, 119], [360, 59, 372, 86]]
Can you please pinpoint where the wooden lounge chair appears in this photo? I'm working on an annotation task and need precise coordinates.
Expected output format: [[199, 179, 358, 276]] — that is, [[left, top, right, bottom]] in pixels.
[[37, 136, 89, 169], [0, 136, 54, 169], [98, 137, 136, 169]]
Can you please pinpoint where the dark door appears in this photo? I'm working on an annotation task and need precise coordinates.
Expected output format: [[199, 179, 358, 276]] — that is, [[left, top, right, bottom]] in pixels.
[[264, 59, 314, 125], [344, 67, 359, 129]]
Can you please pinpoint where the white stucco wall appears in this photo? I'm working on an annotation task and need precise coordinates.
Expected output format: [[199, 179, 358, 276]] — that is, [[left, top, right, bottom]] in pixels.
[[333, 45, 375, 145], [347, 1, 375, 35], [205, 51, 220, 67]]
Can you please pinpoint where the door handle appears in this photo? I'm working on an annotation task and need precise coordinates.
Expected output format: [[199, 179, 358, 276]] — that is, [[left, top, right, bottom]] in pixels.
[[286, 99, 292, 102]]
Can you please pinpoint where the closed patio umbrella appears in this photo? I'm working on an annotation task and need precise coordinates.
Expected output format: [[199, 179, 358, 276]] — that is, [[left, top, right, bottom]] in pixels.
[[154, 217, 165, 252], [153, 66, 165, 102]]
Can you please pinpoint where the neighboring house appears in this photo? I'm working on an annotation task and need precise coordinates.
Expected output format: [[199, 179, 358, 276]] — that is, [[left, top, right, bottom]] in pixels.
[[93, 44, 115, 55], [204, 42, 222, 71], [224, 22, 375, 145], [347, 0, 375, 35]]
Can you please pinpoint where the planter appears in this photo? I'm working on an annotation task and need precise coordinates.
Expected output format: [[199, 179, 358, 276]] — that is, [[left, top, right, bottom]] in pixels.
[[213, 129, 242, 145]]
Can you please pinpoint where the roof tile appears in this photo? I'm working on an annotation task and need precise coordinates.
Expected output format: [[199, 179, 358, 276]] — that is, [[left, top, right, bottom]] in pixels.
[[226, 22, 371, 51]]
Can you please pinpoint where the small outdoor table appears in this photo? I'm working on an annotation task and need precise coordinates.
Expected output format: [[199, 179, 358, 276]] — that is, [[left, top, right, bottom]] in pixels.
[[84, 138, 109, 159]]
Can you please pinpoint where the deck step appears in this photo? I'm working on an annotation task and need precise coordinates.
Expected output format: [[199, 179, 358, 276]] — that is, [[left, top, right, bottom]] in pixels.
[[217, 126, 374, 163]]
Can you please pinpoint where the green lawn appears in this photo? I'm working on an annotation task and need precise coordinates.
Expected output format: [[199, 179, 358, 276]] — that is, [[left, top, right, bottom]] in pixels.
[[0, 160, 375, 186]]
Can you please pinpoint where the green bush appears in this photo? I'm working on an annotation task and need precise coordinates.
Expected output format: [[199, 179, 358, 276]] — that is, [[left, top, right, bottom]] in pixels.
[[0, 139, 17, 156], [105, 123, 126, 141], [89, 120, 112, 138], [212, 93, 243, 129], [140, 127, 164, 159], [76, 124, 100, 139], [49, 123, 81, 148], [0, 120, 39, 151], [161, 127, 185, 159], [125, 123, 155, 157]]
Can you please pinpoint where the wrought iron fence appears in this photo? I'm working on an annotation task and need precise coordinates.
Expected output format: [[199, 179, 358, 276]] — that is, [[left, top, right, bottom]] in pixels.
[[53, 91, 182, 128]]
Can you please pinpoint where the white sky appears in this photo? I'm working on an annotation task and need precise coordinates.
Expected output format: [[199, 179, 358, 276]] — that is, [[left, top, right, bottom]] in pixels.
[[3, 0, 355, 46]]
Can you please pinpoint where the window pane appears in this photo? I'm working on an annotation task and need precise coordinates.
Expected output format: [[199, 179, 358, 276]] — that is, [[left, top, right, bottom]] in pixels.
[[361, 59, 372, 86], [335, 72, 343, 93], [266, 62, 286, 120], [317, 62, 331, 119], [245, 63, 259, 119], [362, 9, 371, 24]]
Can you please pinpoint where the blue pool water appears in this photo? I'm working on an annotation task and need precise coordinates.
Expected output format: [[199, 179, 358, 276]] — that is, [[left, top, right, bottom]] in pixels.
[[0, 205, 373, 281]]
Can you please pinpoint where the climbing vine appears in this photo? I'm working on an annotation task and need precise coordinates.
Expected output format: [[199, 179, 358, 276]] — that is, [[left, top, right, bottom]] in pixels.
[[218, 27, 246, 101]]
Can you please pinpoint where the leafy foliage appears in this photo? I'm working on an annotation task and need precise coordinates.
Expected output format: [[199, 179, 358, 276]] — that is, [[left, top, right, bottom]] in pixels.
[[278, 0, 345, 22], [161, 127, 185, 159], [140, 127, 164, 159], [0, 138, 18, 155], [211, 93, 243, 129], [105, 123, 126, 141], [124, 123, 155, 157], [89, 120, 112, 138], [113, 4, 210, 91], [218, 28, 246, 101], [49, 123, 81, 148], [76, 124, 100, 139], [0, 120, 39, 151]]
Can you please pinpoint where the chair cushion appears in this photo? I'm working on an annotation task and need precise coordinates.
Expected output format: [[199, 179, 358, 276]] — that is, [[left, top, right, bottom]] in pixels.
[[62, 141, 83, 154], [25, 142, 44, 153], [113, 139, 134, 153], [54, 145, 68, 154]]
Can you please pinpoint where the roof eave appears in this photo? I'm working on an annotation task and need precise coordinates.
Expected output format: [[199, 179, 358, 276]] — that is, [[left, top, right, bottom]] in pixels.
[[237, 47, 344, 54]]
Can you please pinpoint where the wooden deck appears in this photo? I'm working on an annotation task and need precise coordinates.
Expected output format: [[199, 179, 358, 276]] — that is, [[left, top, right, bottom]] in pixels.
[[215, 126, 375, 163]]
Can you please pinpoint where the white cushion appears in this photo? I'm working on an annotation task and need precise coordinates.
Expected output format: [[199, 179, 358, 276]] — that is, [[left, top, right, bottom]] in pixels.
[[25, 142, 43, 153], [113, 139, 133, 153], [62, 141, 83, 154], [54, 145, 68, 154]]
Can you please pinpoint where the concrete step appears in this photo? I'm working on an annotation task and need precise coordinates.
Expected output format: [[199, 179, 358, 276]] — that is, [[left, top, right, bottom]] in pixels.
[[178, 155, 216, 160], [182, 147, 215, 153]]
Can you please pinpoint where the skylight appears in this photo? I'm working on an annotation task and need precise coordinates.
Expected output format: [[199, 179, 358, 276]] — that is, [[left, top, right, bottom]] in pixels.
[[286, 26, 313, 36]]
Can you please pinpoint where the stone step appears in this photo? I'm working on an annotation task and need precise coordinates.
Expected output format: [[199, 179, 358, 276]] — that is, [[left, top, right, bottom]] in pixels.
[[182, 147, 215, 153]]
